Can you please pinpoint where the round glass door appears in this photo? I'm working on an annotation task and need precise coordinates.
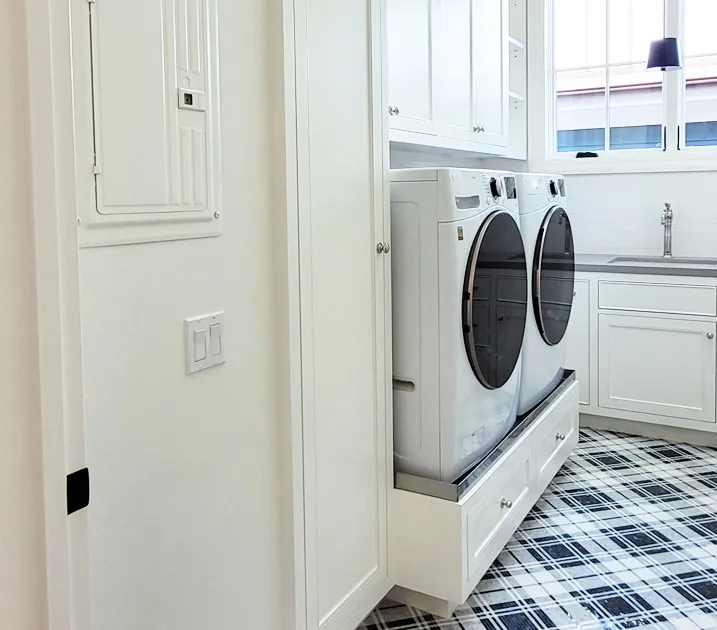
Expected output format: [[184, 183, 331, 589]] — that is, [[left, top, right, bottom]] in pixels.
[[533, 207, 575, 346], [462, 210, 528, 389]]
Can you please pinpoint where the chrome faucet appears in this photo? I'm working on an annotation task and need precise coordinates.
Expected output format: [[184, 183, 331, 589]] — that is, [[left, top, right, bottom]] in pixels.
[[661, 202, 673, 258]]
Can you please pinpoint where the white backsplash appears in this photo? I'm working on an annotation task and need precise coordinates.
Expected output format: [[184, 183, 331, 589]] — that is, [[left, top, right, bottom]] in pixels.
[[567, 172, 717, 258]]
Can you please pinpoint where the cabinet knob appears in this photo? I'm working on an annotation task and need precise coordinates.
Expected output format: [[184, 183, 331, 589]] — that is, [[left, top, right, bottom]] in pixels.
[[383, 242, 391, 254], [376, 242, 384, 254], [388, 106, 396, 116], [556, 432, 566, 441], [473, 125, 485, 133], [500, 498, 513, 509], [395, 107, 400, 115], [708, 332, 715, 340]]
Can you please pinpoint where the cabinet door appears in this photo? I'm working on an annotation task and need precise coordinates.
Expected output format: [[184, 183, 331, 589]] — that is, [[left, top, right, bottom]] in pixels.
[[298, 0, 390, 629], [387, 0, 437, 134], [472, 0, 509, 148], [598, 314, 717, 424], [435, 0, 477, 142], [565, 279, 590, 405]]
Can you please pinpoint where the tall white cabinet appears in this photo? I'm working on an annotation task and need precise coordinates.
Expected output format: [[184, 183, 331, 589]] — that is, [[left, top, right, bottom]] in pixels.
[[294, 1, 393, 629]]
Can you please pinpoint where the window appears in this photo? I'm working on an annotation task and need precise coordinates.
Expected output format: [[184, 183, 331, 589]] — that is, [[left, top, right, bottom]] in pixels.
[[682, 0, 717, 148], [554, 0, 664, 154], [534, 0, 717, 171]]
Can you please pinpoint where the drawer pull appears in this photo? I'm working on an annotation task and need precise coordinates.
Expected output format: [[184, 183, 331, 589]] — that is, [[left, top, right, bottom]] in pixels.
[[556, 433, 566, 441], [500, 498, 513, 509]]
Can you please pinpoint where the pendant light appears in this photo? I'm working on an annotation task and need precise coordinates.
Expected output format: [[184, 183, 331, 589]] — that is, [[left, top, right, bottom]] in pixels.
[[647, 37, 682, 71]]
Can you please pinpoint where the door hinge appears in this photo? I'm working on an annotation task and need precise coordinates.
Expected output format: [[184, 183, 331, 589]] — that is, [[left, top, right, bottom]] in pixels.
[[88, 0, 96, 4], [67, 468, 90, 515], [92, 163, 101, 175]]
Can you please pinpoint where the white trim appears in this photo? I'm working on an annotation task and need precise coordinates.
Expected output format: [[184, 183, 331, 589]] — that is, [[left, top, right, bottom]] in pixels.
[[531, 155, 717, 175], [25, 0, 89, 628], [272, 0, 307, 628]]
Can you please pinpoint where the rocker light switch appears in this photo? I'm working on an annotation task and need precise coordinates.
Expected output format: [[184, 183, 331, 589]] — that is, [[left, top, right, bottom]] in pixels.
[[184, 312, 225, 374]]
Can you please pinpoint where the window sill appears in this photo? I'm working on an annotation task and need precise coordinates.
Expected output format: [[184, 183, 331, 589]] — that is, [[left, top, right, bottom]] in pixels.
[[531, 153, 717, 176]]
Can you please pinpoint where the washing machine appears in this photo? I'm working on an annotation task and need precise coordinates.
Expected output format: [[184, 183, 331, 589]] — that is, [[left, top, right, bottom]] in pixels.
[[515, 174, 575, 415], [391, 168, 528, 482]]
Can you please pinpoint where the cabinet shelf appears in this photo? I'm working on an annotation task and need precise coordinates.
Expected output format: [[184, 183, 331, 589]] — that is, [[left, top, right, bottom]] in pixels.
[[508, 36, 525, 51], [508, 90, 525, 103]]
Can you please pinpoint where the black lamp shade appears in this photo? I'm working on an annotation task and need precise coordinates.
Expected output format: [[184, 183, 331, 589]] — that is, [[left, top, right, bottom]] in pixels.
[[647, 37, 682, 71]]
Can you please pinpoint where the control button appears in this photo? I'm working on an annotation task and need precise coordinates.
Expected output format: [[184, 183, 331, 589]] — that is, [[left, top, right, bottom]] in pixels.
[[549, 180, 559, 197]]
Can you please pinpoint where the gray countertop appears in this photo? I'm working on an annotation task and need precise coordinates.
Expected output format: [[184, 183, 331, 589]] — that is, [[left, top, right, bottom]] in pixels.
[[575, 254, 717, 278]]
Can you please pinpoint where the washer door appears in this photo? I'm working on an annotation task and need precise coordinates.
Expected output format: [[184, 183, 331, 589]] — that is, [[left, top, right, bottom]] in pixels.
[[462, 210, 528, 390], [533, 206, 575, 346]]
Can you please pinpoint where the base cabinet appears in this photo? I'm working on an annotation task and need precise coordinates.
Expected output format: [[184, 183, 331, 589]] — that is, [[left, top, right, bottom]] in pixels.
[[565, 272, 717, 434], [598, 314, 717, 424], [565, 279, 590, 406]]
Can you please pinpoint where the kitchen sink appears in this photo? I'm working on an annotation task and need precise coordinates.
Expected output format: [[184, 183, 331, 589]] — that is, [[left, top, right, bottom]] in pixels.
[[608, 256, 717, 266]]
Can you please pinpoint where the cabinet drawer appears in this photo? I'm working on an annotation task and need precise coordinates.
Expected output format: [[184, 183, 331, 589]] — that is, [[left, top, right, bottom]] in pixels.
[[465, 444, 531, 581], [598, 281, 717, 317], [535, 387, 579, 487]]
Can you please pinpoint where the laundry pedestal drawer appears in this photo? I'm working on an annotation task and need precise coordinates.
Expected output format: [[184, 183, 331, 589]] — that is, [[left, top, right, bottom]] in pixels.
[[535, 384, 580, 489], [389, 379, 579, 616]]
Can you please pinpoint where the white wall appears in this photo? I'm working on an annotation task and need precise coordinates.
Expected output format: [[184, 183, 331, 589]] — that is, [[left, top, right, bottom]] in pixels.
[[567, 172, 717, 257], [0, 0, 49, 628], [76, 1, 291, 628]]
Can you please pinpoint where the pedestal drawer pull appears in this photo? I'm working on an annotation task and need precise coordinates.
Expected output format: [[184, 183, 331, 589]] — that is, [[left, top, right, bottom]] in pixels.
[[500, 498, 513, 509]]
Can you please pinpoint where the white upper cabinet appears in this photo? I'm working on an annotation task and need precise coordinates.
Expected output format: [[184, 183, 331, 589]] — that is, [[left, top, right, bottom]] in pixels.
[[73, 0, 222, 246], [435, 0, 477, 142], [387, 0, 512, 154], [472, 0, 509, 147], [387, 0, 437, 134]]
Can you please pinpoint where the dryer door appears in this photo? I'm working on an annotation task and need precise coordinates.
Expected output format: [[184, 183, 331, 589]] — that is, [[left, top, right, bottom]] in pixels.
[[462, 209, 528, 390], [533, 206, 575, 346]]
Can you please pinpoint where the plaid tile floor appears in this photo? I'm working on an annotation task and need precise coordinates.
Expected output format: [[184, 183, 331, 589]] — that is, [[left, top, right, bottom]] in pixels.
[[360, 429, 717, 630]]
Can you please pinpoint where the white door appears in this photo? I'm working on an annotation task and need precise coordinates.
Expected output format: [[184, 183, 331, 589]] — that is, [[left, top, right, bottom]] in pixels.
[[387, 0, 437, 134], [598, 314, 717, 423], [472, 0, 508, 148], [298, 0, 390, 629], [565, 279, 590, 406], [435, 0, 477, 142]]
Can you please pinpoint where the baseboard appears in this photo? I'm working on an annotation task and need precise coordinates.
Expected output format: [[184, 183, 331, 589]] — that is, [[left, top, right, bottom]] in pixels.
[[580, 413, 717, 448]]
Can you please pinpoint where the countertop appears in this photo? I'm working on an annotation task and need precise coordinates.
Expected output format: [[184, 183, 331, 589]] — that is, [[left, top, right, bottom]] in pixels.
[[575, 254, 717, 278]]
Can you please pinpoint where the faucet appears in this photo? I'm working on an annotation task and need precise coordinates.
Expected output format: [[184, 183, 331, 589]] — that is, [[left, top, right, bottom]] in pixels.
[[661, 203, 673, 258]]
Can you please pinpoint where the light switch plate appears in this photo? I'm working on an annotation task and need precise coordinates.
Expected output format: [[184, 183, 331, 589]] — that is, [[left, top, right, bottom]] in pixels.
[[184, 312, 225, 374]]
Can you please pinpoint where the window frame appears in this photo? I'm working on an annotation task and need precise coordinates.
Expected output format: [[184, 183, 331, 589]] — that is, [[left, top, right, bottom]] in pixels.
[[528, 0, 717, 174]]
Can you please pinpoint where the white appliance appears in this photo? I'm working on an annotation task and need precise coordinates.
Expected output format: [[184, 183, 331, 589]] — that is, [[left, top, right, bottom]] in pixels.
[[391, 168, 528, 482], [516, 174, 575, 415]]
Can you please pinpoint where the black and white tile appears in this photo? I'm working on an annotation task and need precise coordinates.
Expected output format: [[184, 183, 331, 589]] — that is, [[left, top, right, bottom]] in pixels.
[[360, 429, 717, 630]]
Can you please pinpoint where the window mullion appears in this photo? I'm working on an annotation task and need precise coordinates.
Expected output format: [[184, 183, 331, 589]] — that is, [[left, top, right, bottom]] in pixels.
[[604, 0, 610, 152], [664, 0, 681, 153]]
